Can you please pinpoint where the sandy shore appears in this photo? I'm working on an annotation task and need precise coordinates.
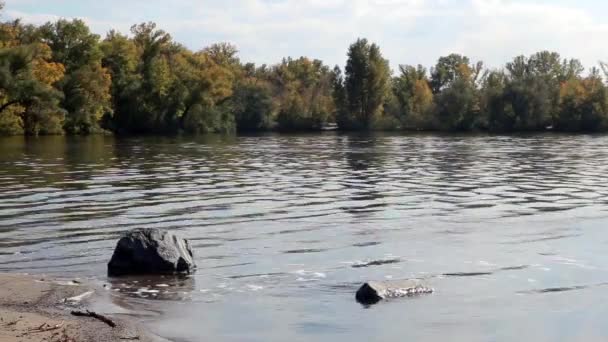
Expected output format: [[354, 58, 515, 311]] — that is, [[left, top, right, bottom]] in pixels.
[[0, 273, 159, 342]]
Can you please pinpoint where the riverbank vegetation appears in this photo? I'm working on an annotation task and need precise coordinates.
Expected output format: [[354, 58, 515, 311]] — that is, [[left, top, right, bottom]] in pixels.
[[1, 4, 608, 135]]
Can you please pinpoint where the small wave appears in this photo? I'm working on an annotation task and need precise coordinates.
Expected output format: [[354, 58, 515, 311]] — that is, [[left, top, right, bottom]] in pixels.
[[443, 272, 494, 277], [504, 233, 582, 244], [518, 282, 608, 295], [500, 265, 529, 271], [283, 248, 327, 254], [442, 265, 529, 278], [519, 285, 587, 294], [228, 272, 286, 279], [352, 241, 381, 247], [352, 258, 401, 268]]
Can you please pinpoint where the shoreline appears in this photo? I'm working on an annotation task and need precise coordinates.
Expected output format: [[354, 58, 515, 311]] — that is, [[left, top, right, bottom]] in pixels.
[[0, 273, 160, 342]]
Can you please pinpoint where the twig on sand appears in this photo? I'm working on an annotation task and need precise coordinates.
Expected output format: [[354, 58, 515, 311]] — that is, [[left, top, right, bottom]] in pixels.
[[119, 336, 140, 340], [34, 322, 64, 332], [70, 310, 116, 328], [19, 321, 65, 336]]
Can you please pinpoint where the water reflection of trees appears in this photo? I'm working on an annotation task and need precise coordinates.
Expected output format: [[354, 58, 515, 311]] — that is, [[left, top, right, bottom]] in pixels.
[[341, 133, 387, 218], [0, 135, 118, 189]]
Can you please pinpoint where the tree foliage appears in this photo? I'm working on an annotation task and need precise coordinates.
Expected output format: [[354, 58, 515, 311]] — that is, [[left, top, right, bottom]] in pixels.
[[0, 43, 65, 135], [338, 38, 391, 130], [0, 13, 607, 135]]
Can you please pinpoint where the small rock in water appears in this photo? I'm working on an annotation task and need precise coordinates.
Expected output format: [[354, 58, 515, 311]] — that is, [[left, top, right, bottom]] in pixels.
[[356, 280, 433, 305], [108, 228, 196, 276]]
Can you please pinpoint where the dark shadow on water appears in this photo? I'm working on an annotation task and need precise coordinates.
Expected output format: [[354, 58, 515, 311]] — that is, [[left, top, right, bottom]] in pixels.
[[518, 282, 608, 295], [352, 258, 401, 268], [441, 265, 531, 278], [443, 272, 494, 277], [499, 265, 529, 271], [352, 241, 382, 247], [282, 248, 327, 254]]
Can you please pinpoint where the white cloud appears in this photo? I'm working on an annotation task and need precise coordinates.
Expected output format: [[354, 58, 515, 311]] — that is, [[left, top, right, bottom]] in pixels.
[[450, 0, 608, 69]]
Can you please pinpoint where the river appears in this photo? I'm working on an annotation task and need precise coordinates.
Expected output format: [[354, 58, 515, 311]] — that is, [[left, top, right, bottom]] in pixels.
[[1, 133, 608, 341]]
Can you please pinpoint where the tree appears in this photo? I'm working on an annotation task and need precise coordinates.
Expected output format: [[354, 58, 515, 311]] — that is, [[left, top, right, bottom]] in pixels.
[[430, 54, 482, 94], [203, 42, 240, 69], [393, 64, 434, 129], [271, 57, 335, 131], [62, 62, 112, 134], [38, 19, 113, 134], [479, 70, 513, 131], [431, 56, 481, 130], [331, 65, 347, 126], [557, 71, 608, 131], [100, 30, 139, 132], [39, 19, 101, 71], [176, 50, 235, 133], [231, 81, 273, 132], [112, 22, 174, 133], [342, 38, 391, 130], [0, 43, 65, 135], [4, 9, 608, 136], [502, 51, 567, 130]]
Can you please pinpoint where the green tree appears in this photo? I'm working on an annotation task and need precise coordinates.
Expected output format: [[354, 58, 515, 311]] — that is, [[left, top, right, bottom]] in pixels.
[[331, 65, 346, 126], [39, 19, 101, 71], [479, 70, 513, 131], [107, 22, 176, 133], [393, 64, 434, 129], [557, 70, 607, 131], [100, 30, 140, 132], [432, 56, 481, 130], [342, 38, 391, 130], [502, 51, 568, 130], [62, 62, 112, 133], [231, 81, 273, 132], [430, 54, 482, 94], [39, 19, 112, 134]]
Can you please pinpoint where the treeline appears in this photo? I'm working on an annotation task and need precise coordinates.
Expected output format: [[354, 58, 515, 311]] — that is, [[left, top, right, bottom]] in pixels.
[[1, 7, 608, 135]]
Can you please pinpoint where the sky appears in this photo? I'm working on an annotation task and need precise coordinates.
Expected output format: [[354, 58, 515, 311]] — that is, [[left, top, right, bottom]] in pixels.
[[3, 0, 608, 71]]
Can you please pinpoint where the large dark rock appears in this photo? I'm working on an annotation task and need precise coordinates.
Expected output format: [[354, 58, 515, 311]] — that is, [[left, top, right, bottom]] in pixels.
[[356, 280, 433, 305], [108, 228, 195, 276]]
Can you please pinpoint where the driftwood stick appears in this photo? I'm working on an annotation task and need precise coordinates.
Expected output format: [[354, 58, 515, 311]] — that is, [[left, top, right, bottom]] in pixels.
[[70, 310, 116, 328], [19, 322, 65, 337]]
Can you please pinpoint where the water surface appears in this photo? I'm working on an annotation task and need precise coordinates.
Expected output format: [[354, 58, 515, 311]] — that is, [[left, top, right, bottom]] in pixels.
[[2, 133, 608, 341]]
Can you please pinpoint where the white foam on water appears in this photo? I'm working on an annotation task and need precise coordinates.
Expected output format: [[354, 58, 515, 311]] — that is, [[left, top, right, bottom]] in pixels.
[[246, 284, 264, 291]]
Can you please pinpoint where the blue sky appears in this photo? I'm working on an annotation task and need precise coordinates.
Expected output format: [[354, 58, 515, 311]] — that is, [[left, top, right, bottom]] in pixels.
[[4, 0, 608, 71]]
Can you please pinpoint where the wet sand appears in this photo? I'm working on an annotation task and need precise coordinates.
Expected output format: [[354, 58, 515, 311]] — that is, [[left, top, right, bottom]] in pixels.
[[0, 273, 158, 342]]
